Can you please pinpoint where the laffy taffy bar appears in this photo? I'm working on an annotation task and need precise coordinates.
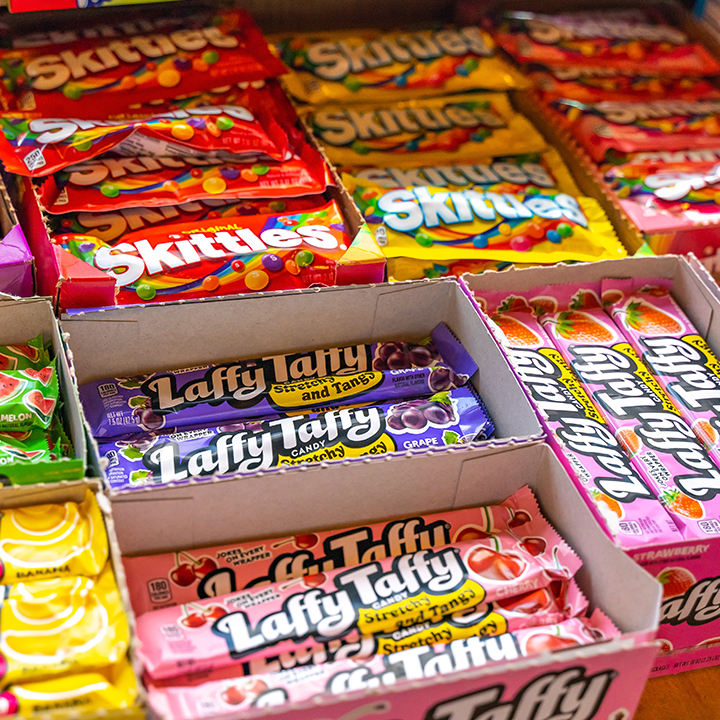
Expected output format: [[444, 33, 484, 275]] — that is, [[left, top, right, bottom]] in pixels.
[[136, 485, 581, 679], [81, 322, 474, 439], [147, 615, 617, 718], [125, 486, 540, 614], [100, 385, 494, 489]]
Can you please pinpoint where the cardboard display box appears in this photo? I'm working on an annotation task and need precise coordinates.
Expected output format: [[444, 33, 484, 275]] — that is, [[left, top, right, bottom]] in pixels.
[[0, 479, 144, 720], [60, 277, 544, 489], [0, 296, 85, 484], [462, 253, 720, 676], [110, 442, 661, 720]]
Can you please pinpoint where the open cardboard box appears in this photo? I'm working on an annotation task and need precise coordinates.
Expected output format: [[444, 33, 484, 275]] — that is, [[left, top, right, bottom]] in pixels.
[[109, 442, 660, 720], [0, 296, 85, 484], [0, 478, 144, 720], [462, 253, 720, 676], [60, 277, 544, 490]]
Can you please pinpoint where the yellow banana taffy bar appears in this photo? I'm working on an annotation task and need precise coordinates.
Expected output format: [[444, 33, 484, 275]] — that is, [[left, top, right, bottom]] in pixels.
[[0, 659, 137, 716], [0, 490, 108, 584], [350, 177, 627, 265], [272, 26, 527, 104], [301, 94, 547, 167], [0, 566, 128, 684]]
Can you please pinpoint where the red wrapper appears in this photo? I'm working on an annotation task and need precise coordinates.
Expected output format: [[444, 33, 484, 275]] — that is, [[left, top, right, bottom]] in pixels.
[[37, 145, 330, 214], [0, 105, 290, 177], [0, 9, 287, 118]]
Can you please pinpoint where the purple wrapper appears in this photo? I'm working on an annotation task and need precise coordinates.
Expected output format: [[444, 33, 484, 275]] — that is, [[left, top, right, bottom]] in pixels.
[[80, 324, 477, 440], [100, 386, 494, 490]]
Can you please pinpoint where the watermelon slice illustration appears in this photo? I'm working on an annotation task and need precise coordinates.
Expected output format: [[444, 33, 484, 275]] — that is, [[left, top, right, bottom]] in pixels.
[[22, 367, 53, 386], [0, 374, 25, 403], [0, 430, 31, 441], [13, 344, 40, 363], [0, 355, 17, 372], [24, 391, 55, 421]]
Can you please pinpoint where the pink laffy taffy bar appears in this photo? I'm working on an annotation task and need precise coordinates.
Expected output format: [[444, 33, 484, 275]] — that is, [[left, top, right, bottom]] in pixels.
[[538, 284, 720, 541], [125, 487, 539, 615], [475, 290, 680, 549], [603, 278, 720, 473], [136, 488, 582, 681], [146, 614, 618, 717]]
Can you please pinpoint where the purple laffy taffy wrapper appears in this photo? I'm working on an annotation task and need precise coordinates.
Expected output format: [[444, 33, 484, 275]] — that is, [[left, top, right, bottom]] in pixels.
[[81, 323, 477, 440], [100, 385, 494, 490]]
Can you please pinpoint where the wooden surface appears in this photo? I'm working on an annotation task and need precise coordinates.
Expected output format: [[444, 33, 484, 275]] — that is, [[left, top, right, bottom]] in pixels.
[[634, 666, 720, 720]]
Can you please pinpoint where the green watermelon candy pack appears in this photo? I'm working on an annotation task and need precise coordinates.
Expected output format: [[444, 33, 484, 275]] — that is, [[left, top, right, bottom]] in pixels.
[[0, 334, 49, 372], [0, 360, 59, 430], [0, 428, 52, 465]]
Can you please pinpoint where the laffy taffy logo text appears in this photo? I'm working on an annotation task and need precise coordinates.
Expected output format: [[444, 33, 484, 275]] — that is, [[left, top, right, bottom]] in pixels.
[[143, 407, 389, 482], [662, 575, 720, 626], [569, 344, 720, 500], [511, 346, 652, 503], [376, 190, 587, 232], [212, 548, 473, 659], [423, 667, 615, 720], [305, 27, 493, 80]]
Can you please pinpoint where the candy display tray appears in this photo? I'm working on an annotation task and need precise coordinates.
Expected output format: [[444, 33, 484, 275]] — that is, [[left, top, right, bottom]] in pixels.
[[113, 442, 659, 720], [0, 478, 145, 720], [462, 253, 720, 676], [0, 296, 85, 484]]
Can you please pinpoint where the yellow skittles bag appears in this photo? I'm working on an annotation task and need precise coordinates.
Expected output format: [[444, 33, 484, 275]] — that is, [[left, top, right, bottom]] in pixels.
[[0, 566, 129, 684], [0, 660, 137, 716], [272, 27, 527, 104], [350, 177, 626, 265], [0, 490, 107, 584], [301, 94, 547, 167]]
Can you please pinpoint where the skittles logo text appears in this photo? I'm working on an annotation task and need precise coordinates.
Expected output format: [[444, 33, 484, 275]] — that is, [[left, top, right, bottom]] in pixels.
[[313, 103, 504, 147], [64, 155, 221, 186], [377, 190, 587, 232], [23, 106, 253, 146], [305, 27, 492, 80], [631, 149, 720, 165], [327, 633, 522, 693], [568, 344, 720, 500], [644, 165, 720, 202], [212, 548, 471, 658], [592, 100, 720, 125], [527, 16, 686, 44], [93, 220, 341, 287], [143, 407, 389, 482], [25, 25, 239, 92], [512, 347, 652, 502], [662, 575, 720, 626], [423, 667, 615, 720], [354, 161, 555, 190]]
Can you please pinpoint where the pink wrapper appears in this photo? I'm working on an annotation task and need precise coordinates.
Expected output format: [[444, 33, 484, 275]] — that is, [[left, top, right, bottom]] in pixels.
[[125, 491, 536, 616], [146, 613, 617, 718], [539, 286, 720, 541], [477, 291, 680, 549], [136, 489, 582, 681]]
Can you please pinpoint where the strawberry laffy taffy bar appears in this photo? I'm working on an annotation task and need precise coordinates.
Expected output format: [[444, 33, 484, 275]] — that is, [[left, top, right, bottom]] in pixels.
[[476, 291, 680, 549], [136, 487, 582, 680], [536, 284, 720, 540]]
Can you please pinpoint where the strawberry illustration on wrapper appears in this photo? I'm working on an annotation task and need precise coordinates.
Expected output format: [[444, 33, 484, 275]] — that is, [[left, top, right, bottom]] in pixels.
[[136, 487, 582, 681], [541, 286, 720, 541], [0, 106, 290, 178], [604, 277, 720, 473], [477, 288, 679, 548]]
